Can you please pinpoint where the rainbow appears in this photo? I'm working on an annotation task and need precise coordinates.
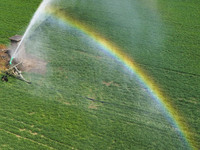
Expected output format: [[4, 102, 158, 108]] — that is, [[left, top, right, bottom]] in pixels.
[[46, 7, 195, 149]]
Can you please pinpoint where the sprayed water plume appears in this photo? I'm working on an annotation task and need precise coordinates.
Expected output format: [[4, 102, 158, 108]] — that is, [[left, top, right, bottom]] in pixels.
[[10, 0, 53, 66], [8, 0, 54, 75]]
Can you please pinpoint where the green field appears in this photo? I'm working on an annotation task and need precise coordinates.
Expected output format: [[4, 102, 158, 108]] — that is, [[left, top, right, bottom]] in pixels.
[[0, 0, 199, 149]]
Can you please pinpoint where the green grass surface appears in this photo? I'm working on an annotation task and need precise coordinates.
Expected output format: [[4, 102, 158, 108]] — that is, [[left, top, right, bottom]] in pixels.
[[0, 0, 199, 149]]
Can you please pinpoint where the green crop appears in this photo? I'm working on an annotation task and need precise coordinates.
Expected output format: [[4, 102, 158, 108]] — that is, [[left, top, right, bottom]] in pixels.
[[0, 0, 199, 149]]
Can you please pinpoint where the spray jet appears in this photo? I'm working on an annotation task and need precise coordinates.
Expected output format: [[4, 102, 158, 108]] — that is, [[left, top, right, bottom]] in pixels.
[[6, 0, 51, 83]]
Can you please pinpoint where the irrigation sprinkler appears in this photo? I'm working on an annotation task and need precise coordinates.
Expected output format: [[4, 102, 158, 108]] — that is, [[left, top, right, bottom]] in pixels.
[[0, 51, 31, 84], [3, 61, 31, 84]]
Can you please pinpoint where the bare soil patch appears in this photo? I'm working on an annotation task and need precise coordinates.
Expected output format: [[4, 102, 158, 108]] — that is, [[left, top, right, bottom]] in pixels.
[[0, 45, 9, 71]]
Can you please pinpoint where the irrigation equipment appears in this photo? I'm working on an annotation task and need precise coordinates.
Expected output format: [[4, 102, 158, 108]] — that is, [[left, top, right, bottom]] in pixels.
[[10, 0, 52, 65], [0, 48, 31, 84], [1, 61, 31, 84]]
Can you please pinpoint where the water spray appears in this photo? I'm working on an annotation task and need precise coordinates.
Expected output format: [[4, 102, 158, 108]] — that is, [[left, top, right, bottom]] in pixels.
[[10, 0, 52, 65], [7, 0, 52, 83], [9, 38, 22, 65], [9, 57, 14, 65]]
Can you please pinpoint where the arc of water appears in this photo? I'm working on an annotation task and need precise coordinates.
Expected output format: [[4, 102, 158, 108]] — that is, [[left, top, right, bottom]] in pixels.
[[10, 0, 52, 64]]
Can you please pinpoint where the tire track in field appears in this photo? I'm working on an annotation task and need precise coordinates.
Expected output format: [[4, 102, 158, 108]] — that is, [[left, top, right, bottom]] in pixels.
[[0, 120, 53, 147], [63, 3, 155, 30], [0, 109, 44, 131], [139, 63, 200, 77], [0, 115, 73, 149], [86, 108, 185, 146], [2, 108, 182, 148], [84, 97, 180, 137], [0, 100, 175, 147], [100, 106, 173, 131], [0, 113, 43, 131], [96, 111, 188, 143], [65, 45, 200, 78], [0, 127, 54, 149], [0, 106, 183, 148], [85, 96, 163, 120], [61, 5, 128, 22]]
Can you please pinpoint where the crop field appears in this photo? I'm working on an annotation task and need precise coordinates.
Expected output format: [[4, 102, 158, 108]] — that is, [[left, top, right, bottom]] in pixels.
[[0, 0, 200, 149]]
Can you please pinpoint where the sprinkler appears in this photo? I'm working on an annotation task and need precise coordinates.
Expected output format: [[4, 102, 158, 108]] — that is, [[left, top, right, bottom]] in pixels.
[[3, 61, 31, 84]]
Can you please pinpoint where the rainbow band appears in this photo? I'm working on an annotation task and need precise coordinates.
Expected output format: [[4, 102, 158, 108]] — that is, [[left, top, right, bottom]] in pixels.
[[46, 7, 195, 149]]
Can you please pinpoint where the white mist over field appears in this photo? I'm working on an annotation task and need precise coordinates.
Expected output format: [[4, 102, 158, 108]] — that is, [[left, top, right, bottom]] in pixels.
[[11, 0, 53, 60]]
